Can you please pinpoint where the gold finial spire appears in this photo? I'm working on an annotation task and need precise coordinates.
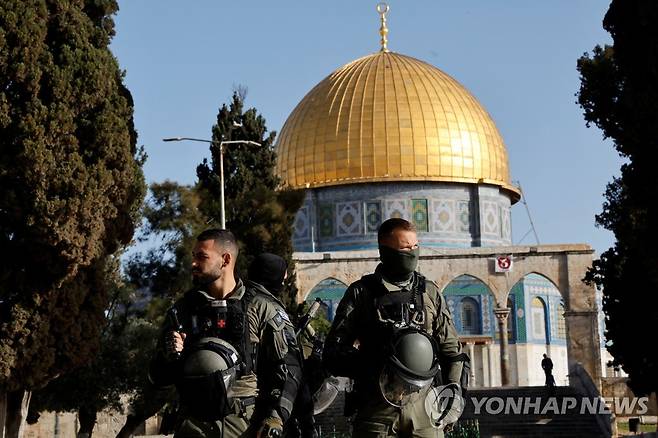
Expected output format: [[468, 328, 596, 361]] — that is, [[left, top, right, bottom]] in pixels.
[[377, 2, 390, 52]]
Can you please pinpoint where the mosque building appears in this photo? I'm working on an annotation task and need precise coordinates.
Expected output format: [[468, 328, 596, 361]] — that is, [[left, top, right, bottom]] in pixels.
[[274, 4, 610, 388]]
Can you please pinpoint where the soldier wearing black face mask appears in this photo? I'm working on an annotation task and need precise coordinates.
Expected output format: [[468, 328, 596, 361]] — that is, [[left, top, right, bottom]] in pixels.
[[323, 218, 467, 438]]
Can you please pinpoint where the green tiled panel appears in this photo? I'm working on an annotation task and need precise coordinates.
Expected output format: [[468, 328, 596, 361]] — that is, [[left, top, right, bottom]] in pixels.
[[411, 199, 429, 232]]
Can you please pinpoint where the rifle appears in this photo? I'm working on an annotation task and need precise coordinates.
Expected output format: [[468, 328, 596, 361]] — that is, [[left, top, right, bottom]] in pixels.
[[295, 298, 323, 337]]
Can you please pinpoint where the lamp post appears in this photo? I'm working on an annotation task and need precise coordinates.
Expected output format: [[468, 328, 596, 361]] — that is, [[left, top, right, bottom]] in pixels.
[[163, 137, 261, 229]]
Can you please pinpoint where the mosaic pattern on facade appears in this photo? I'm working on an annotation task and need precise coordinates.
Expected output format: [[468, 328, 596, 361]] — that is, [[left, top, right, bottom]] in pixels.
[[411, 199, 429, 232], [482, 201, 500, 236], [481, 293, 491, 334], [457, 201, 470, 233], [385, 199, 407, 220], [294, 206, 310, 240], [432, 200, 455, 232], [318, 203, 335, 238], [501, 206, 511, 241], [365, 201, 382, 233], [337, 202, 362, 236]]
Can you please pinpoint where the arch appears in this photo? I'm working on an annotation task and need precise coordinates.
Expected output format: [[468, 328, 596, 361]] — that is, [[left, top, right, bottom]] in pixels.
[[305, 277, 348, 321], [442, 275, 494, 338], [438, 273, 496, 296], [505, 270, 563, 301], [460, 297, 481, 335], [297, 263, 355, 302]]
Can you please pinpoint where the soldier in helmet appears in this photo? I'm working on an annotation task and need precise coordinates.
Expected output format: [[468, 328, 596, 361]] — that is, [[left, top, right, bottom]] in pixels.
[[323, 218, 467, 437], [146, 229, 302, 438]]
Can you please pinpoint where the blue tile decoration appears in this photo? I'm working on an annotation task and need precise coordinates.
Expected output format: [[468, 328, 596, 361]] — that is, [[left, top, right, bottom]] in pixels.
[[501, 206, 511, 240], [482, 201, 500, 235], [337, 201, 362, 236], [306, 278, 349, 322], [291, 182, 514, 251], [294, 206, 310, 239], [513, 282, 527, 343], [433, 199, 455, 232], [385, 199, 407, 220], [457, 201, 470, 233], [318, 203, 335, 238], [365, 201, 382, 233]]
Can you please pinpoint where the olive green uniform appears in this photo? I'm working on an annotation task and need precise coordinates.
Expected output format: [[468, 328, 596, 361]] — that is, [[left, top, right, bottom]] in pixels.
[[147, 279, 301, 438], [323, 267, 463, 438]]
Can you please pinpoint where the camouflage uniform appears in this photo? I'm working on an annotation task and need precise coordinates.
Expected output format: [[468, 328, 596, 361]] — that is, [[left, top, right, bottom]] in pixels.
[[323, 267, 463, 438], [148, 279, 302, 438]]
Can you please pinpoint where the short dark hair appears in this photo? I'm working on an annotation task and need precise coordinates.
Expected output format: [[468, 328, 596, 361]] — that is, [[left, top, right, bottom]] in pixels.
[[197, 228, 239, 257], [377, 218, 416, 244]]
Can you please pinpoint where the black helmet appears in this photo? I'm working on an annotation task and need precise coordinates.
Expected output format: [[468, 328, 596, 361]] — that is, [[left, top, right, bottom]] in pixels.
[[379, 329, 440, 407], [177, 337, 241, 421]]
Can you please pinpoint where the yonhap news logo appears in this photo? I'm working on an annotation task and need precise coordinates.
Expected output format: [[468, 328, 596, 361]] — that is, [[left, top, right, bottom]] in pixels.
[[470, 396, 650, 416]]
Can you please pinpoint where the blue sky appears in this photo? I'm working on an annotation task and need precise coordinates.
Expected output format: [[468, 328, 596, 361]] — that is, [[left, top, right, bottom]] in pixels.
[[112, 1, 619, 255]]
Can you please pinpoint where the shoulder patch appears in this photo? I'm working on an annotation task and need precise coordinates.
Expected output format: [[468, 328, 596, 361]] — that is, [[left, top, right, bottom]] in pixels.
[[276, 308, 290, 323], [268, 309, 290, 331]]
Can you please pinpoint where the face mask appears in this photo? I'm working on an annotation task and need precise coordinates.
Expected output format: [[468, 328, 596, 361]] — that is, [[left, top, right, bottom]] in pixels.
[[378, 245, 420, 282]]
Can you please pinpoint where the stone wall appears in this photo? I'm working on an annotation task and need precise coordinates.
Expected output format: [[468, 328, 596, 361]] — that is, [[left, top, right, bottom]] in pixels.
[[294, 243, 603, 389]]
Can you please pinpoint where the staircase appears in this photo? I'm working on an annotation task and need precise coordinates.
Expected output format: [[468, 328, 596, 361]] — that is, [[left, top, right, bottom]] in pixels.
[[460, 386, 612, 438]]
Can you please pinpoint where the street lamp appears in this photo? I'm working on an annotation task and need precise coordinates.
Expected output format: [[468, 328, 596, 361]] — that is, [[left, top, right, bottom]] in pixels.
[[163, 136, 261, 229]]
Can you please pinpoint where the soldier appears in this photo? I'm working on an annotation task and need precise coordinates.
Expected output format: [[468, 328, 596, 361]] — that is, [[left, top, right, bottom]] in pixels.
[[147, 229, 302, 438], [248, 253, 318, 438], [323, 218, 467, 437]]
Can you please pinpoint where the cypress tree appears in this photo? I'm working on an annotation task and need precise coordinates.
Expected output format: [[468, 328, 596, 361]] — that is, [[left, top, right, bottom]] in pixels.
[[0, 0, 145, 427]]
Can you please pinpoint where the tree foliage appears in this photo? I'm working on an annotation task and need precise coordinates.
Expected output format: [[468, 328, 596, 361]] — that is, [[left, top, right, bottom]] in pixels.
[[28, 182, 202, 435], [196, 92, 305, 309], [0, 0, 145, 392], [578, 0, 658, 395], [125, 181, 206, 301], [28, 258, 158, 432]]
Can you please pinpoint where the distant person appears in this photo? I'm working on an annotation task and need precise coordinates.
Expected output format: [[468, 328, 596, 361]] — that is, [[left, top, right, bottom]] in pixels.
[[541, 354, 555, 387]]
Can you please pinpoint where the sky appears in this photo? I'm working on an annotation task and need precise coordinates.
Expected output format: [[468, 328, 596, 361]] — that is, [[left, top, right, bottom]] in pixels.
[[111, 1, 619, 256]]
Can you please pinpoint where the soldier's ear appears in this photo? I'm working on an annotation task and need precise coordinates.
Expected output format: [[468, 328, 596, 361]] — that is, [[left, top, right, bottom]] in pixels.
[[221, 252, 231, 268]]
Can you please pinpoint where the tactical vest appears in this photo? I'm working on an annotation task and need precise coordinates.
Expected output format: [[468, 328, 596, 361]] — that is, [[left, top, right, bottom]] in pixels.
[[362, 272, 427, 332], [180, 286, 257, 375], [172, 286, 259, 421]]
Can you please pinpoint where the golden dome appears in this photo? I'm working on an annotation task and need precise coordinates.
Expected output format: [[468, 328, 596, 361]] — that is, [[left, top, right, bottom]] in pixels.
[[275, 51, 520, 200]]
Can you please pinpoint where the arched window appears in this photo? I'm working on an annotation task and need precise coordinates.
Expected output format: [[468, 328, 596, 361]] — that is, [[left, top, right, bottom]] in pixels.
[[306, 278, 348, 321], [531, 297, 547, 343], [460, 297, 480, 335], [557, 303, 566, 338]]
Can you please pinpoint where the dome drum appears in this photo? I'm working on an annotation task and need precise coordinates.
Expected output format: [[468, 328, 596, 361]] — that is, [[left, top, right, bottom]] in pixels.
[[292, 182, 512, 252]]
